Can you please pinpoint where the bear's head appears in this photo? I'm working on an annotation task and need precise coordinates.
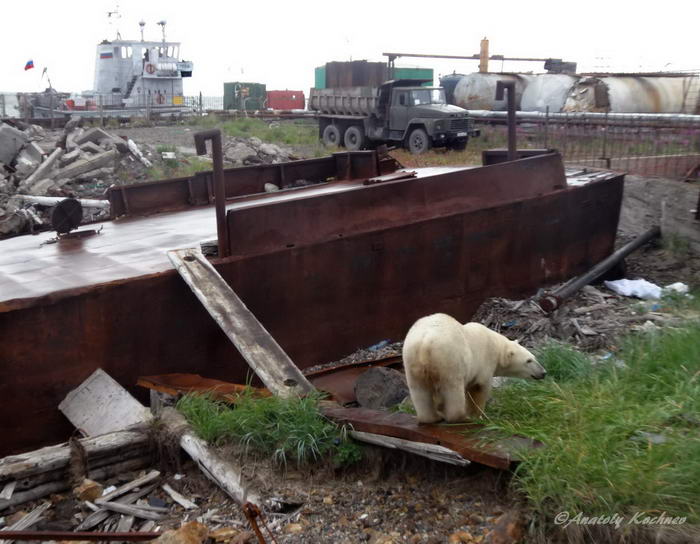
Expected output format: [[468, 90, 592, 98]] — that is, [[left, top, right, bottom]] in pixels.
[[498, 341, 547, 380]]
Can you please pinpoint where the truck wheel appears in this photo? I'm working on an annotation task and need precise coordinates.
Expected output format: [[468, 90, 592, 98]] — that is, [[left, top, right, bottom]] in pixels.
[[449, 139, 468, 151], [407, 127, 430, 154], [343, 125, 365, 150], [322, 125, 341, 147]]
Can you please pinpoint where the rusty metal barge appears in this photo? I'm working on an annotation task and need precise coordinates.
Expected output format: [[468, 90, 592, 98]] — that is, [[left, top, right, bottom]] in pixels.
[[0, 145, 624, 456]]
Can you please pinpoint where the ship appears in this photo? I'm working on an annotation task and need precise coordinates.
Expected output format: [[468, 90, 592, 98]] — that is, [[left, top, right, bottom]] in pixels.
[[17, 19, 193, 119]]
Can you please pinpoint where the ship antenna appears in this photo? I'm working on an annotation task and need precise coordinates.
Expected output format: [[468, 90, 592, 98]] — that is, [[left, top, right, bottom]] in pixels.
[[157, 20, 167, 44], [139, 20, 146, 42], [107, 2, 122, 40]]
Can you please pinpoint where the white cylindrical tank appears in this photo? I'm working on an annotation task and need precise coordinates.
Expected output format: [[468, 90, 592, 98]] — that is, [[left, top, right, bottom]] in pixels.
[[520, 74, 579, 112], [446, 73, 532, 111], [563, 76, 697, 113]]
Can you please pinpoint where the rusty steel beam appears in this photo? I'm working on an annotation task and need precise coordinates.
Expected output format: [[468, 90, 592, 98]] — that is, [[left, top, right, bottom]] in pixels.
[[0, 531, 161, 541], [194, 129, 228, 258]]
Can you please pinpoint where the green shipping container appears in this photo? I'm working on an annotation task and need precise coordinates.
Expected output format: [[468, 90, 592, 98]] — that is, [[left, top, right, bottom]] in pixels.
[[394, 67, 434, 86], [314, 66, 326, 89], [313, 64, 433, 89], [223, 82, 267, 110]]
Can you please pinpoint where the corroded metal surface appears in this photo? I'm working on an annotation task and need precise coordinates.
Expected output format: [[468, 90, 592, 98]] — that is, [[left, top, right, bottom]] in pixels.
[[0, 153, 624, 454]]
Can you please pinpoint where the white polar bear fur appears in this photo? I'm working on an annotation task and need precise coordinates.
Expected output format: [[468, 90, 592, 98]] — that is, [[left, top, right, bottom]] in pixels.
[[402, 313, 546, 423]]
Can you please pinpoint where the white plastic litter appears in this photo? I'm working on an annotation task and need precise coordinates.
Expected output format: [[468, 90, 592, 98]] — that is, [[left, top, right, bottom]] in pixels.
[[604, 279, 662, 300], [663, 282, 689, 295]]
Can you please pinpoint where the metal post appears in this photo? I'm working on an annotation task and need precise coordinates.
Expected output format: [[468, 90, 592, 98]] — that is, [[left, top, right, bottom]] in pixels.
[[199, 91, 203, 117], [601, 108, 610, 168], [544, 106, 549, 148], [495, 80, 517, 161], [194, 129, 229, 258], [99, 95, 104, 127], [49, 93, 55, 130], [1, 94, 6, 117]]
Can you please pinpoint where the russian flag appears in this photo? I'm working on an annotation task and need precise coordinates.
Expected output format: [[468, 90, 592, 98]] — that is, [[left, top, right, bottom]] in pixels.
[[24, 59, 34, 71], [100, 52, 113, 59]]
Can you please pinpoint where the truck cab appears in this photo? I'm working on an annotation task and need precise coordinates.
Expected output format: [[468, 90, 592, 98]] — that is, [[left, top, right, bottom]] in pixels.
[[382, 82, 478, 152]]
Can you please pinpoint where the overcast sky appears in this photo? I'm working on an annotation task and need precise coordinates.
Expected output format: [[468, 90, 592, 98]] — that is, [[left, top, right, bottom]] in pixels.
[[2, 0, 698, 97]]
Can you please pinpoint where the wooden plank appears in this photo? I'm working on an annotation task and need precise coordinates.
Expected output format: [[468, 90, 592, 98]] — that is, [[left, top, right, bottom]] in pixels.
[[321, 403, 542, 470], [0, 502, 50, 544], [350, 431, 470, 467], [99, 502, 163, 521], [167, 247, 314, 397], [77, 484, 157, 531], [161, 484, 198, 510], [58, 369, 152, 437], [96, 470, 160, 504]]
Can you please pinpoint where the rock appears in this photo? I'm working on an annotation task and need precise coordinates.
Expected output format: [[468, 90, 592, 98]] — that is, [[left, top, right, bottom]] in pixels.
[[354, 367, 409, 409], [248, 137, 263, 147], [449, 531, 474, 543], [112, 137, 129, 154], [485, 510, 524, 544], [264, 183, 279, 192], [26, 125, 46, 140], [73, 478, 103, 502], [24, 177, 58, 196], [225, 143, 257, 164], [284, 523, 303, 534], [259, 143, 282, 156], [66, 128, 84, 151], [22, 142, 45, 163], [14, 155, 39, 179], [150, 521, 209, 544], [0, 208, 28, 235], [0, 123, 29, 164], [75, 167, 115, 182]]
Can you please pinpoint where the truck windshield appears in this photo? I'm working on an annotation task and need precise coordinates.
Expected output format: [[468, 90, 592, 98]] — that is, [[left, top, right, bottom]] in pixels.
[[411, 89, 446, 106]]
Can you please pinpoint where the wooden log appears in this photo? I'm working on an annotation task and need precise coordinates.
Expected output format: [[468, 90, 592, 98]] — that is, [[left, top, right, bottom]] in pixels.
[[10, 446, 151, 493], [0, 431, 148, 482], [0, 457, 151, 511], [168, 248, 313, 398], [161, 408, 262, 508], [98, 502, 164, 521]]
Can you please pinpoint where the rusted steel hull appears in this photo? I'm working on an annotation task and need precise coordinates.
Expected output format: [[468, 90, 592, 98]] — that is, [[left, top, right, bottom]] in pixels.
[[0, 153, 623, 455]]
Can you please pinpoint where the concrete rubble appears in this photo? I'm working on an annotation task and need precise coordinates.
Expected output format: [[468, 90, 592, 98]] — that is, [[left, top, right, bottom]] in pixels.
[[0, 117, 300, 238]]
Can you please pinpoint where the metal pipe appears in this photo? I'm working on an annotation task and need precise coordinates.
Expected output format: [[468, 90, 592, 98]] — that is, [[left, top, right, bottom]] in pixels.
[[0, 531, 161, 541], [468, 109, 700, 124], [495, 81, 517, 161], [538, 225, 661, 312], [194, 129, 229, 258]]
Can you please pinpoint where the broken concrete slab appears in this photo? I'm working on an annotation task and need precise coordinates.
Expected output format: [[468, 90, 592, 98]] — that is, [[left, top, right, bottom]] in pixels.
[[0, 124, 29, 165], [74, 166, 115, 182], [58, 148, 83, 167], [63, 115, 83, 133], [127, 139, 152, 168], [66, 128, 84, 152], [19, 148, 64, 191], [21, 142, 45, 163], [13, 155, 39, 179], [55, 149, 117, 180], [74, 127, 113, 147], [22, 177, 57, 197], [112, 137, 129, 154], [58, 368, 152, 436], [79, 141, 104, 155], [354, 367, 409, 410]]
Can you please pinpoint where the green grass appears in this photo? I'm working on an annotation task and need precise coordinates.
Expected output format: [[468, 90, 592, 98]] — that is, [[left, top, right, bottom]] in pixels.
[[190, 116, 317, 146], [177, 390, 362, 468], [146, 156, 212, 180], [483, 323, 700, 525]]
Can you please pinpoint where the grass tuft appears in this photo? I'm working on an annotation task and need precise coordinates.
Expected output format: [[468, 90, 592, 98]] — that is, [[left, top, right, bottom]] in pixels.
[[484, 323, 700, 525], [177, 390, 362, 468]]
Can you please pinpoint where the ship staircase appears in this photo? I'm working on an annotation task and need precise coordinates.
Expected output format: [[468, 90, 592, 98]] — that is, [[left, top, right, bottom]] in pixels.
[[125, 75, 139, 99]]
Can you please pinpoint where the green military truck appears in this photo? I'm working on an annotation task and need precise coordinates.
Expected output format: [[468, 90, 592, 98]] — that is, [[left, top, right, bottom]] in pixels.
[[308, 79, 479, 154]]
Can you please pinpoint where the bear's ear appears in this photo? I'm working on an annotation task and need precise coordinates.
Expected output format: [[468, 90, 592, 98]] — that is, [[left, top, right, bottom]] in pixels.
[[513, 339, 520, 344]]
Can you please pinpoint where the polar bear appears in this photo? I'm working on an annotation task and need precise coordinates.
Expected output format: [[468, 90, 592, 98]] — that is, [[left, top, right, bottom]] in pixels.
[[402, 313, 546, 423]]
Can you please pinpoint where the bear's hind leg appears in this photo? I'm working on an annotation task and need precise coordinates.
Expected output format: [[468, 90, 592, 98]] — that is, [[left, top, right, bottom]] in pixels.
[[466, 383, 492, 419], [442, 382, 468, 423], [410, 385, 442, 424]]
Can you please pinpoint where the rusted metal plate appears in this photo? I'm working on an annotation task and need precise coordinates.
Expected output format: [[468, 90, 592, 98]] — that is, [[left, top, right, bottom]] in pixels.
[[0, 154, 624, 454], [137, 374, 270, 398], [320, 403, 541, 470]]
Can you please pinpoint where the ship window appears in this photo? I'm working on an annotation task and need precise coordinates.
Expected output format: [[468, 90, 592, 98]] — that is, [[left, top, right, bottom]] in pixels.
[[127, 47, 132, 58], [114, 47, 119, 58]]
